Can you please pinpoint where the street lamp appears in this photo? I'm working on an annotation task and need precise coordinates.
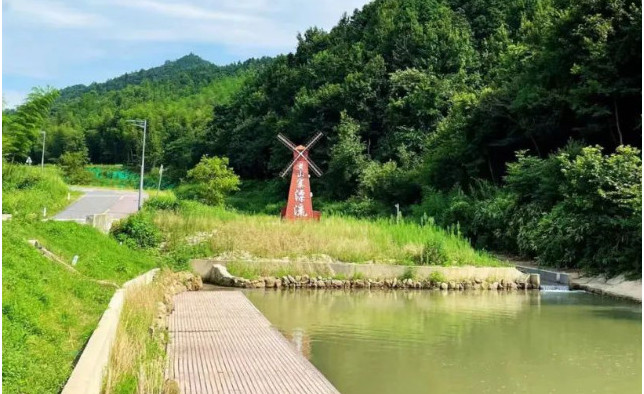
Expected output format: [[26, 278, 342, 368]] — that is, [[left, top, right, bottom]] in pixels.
[[126, 119, 147, 210], [40, 130, 46, 170]]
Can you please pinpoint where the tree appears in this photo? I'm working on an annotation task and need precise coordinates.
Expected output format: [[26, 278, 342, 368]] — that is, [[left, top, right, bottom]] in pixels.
[[178, 156, 240, 206], [2, 87, 59, 161]]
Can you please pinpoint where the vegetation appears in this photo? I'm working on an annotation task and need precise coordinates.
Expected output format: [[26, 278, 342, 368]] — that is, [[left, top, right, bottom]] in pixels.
[[3, 0, 640, 276], [102, 272, 174, 394], [142, 198, 504, 267], [176, 156, 240, 206], [2, 168, 162, 394], [2, 227, 114, 394], [2, 163, 71, 219]]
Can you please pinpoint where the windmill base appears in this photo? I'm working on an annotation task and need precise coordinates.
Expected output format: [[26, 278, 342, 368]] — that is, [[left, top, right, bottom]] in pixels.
[[280, 207, 321, 221]]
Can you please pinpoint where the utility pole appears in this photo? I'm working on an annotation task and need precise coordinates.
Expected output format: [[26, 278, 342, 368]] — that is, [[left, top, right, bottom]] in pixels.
[[40, 131, 46, 171], [126, 119, 147, 210], [157, 164, 164, 197]]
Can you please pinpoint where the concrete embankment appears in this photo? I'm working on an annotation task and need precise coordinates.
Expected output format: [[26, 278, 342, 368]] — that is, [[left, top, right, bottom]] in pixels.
[[191, 259, 538, 291], [514, 263, 641, 303], [570, 275, 642, 302]]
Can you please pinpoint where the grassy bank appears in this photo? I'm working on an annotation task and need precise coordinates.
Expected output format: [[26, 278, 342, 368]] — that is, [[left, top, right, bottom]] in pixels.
[[2, 168, 162, 394], [2, 227, 114, 394], [2, 163, 73, 219], [144, 198, 503, 267]]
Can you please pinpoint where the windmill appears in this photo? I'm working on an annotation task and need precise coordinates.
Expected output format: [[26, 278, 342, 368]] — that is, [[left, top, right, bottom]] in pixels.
[[277, 132, 324, 220]]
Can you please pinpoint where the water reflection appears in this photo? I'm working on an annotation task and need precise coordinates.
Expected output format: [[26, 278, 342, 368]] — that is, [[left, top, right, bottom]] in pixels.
[[245, 289, 642, 394]]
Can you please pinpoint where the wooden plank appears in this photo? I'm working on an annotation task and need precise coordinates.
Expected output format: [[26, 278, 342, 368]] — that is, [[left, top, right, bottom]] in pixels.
[[167, 291, 340, 394]]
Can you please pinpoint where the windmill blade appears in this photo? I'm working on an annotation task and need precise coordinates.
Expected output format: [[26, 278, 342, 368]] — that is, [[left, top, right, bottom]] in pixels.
[[277, 133, 297, 151], [279, 156, 299, 177], [306, 157, 323, 177], [304, 132, 324, 150]]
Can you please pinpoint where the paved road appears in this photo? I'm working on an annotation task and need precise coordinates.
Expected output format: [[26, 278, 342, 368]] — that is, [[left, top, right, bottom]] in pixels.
[[54, 187, 148, 223]]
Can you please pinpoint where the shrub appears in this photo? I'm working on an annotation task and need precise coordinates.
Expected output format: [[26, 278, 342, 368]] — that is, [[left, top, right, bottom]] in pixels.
[[110, 213, 161, 249], [59, 151, 92, 185], [144, 195, 180, 211], [417, 238, 448, 265], [180, 156, 240, 206], [429, 270, 447, 284], [400, 266, 417, 280]]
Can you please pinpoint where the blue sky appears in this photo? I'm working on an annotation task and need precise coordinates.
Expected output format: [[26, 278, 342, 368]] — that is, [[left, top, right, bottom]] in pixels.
[[2, 0, 370, 108]]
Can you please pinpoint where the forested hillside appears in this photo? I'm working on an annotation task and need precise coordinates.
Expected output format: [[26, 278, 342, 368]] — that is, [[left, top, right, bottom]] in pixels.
[[27, 54, 271, 180], [3, 0, 641, 275]]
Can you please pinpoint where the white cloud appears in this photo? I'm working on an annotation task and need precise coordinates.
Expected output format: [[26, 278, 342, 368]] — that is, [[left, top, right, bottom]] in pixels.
[[2, 90, 28, 109], [5, 0, 108, 28], [112, 0, 261, 22]]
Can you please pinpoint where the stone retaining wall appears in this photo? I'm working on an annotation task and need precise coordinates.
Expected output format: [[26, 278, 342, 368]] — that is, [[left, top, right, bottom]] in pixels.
[[192, 259, 529, 284], [205, 263, 540, 291]]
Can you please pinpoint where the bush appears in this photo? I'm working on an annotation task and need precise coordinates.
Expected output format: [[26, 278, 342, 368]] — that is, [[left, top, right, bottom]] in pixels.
[[110, 213, 161, 249], [59, 151, 92, 185], [144, 195, 180, 211], [180, 156, 240, 206], [417, 238, 448, 265], [429, 270, 447, 284]]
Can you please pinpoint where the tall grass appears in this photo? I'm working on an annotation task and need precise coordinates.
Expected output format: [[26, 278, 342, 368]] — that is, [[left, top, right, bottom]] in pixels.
[[103, 271, 175, 394], [152, 201, 504, 267], [2, 163, 70, 219]]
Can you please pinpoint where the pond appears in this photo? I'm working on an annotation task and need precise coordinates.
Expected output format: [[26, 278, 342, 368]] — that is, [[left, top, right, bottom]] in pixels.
[[244, 289, 641, 394]]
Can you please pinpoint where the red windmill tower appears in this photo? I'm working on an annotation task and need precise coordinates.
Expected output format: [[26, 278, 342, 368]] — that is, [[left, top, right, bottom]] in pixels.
[[277, 132, 324, 220]]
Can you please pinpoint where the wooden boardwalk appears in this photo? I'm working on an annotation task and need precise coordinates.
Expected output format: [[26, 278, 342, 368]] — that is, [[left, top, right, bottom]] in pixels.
[[167, 291, 340, 394]]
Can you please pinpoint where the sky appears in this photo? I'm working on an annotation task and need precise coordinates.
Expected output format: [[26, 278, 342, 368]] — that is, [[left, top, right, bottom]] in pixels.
[[2, 0, 370, 108]]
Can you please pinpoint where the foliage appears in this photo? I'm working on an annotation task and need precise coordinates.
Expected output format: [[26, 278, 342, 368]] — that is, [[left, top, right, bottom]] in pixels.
[[2, 162, 70, 219], [110, 213, 162, 249], [180, 156, 240, 206], [144, 194, 180, 212], [2, 87, 59, 161], [59, 151, 92, 184], [428, 270, 447, 284]]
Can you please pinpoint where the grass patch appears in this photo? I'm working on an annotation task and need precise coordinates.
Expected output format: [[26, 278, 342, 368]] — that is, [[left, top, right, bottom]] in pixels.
[[7, 221, 159, 285], [2, 227, 114, 394], [2, 163, 71, 219], [151, 201, 505, 267]]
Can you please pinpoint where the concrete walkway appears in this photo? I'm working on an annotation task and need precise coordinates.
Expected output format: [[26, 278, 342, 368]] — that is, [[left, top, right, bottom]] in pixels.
[[167, 291, 339, 394]]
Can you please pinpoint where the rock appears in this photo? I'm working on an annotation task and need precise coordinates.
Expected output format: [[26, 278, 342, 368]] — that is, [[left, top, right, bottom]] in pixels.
[[287, 275, 296, 284], [331, 279, 343, 288], [510, 282, 518, 290], [448, 282, 456, 290], [440, 282, 448, 290], [475, 278, 482, 284], [264, 277, 276, 288], [317, 280, 326, 287], [295, 275, 302, 282], [211, 264, 235, 286], [529, 274, 540, 288], [163, 379, 181, 394], [492, 282, 499, 290], [317, 276, 323, 280]]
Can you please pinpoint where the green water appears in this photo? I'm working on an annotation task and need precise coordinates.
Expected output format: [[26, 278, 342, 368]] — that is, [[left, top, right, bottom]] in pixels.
[[244, 290, 642, 394]]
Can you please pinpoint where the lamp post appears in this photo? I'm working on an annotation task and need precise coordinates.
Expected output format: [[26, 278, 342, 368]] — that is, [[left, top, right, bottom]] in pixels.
[[126, 119, 147, 210], [40, 131, 46, 170]]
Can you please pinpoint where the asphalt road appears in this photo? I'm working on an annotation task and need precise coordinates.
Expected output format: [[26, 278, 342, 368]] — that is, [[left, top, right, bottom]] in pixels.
[[53, 187, 148, 223]]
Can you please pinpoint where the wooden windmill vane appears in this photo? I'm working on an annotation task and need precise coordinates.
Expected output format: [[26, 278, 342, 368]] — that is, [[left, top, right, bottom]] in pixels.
[[277, 132, 324, 220]]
